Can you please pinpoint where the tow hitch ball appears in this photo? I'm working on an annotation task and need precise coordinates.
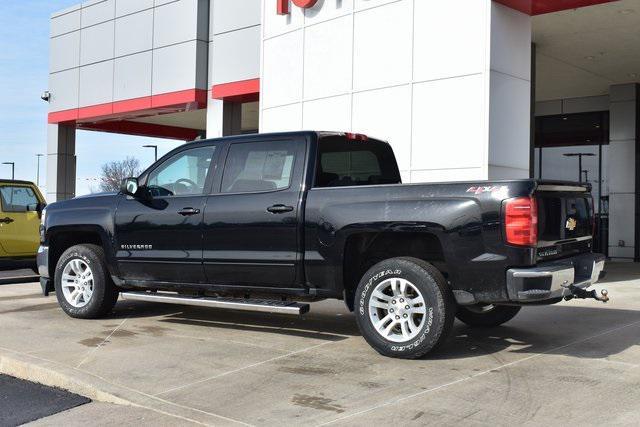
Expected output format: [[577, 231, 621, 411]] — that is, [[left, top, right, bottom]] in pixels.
[[563, 285, 609, 303]]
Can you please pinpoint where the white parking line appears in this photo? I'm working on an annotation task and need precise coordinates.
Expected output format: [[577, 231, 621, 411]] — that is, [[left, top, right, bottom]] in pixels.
[[76, 318, 127, 368], [319, 318, 640, 426], [154, 341, 335, 396]]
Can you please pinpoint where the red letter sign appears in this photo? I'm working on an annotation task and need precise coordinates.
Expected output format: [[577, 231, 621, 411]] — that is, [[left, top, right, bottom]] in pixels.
[[277, 0, 318, 15]]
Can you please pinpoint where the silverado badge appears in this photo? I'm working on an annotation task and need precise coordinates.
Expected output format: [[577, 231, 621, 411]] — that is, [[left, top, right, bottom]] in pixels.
[[565, 217, 577, 231]]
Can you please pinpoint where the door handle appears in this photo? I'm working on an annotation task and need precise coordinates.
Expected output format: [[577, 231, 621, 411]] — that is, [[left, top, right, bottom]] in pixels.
[[267, 204, 294, 214], [0, 217, 14, 224], [178, 207, 201, 216]]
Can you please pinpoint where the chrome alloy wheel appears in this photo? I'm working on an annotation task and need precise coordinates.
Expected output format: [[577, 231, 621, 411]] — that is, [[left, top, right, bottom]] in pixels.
[[368, 278, 427, 343], [61, 259, 94, 308]]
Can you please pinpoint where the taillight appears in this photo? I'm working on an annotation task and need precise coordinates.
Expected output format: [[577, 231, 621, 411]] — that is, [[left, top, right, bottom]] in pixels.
[[504, 197, 538, 246]]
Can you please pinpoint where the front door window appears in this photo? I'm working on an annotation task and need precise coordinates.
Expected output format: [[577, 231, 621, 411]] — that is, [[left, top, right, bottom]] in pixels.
[[147, 146, 215, 197]]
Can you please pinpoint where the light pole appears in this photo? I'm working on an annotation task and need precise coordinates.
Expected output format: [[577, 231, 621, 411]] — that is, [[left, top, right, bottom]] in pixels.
[[2, 162, 14, 180], [143, 145, 158, 162], [36, 154, 44, 186], [563, 153, 595, 182]]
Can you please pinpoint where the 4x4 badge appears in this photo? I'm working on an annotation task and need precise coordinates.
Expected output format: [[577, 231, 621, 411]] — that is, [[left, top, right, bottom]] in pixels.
[[565, 217, 577, 231]]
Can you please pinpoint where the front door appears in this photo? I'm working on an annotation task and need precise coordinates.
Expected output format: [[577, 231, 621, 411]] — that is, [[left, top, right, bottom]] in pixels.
[[115, 145, 217, 284], [0, 184, 42, 256], [203, 138, 306, 288]]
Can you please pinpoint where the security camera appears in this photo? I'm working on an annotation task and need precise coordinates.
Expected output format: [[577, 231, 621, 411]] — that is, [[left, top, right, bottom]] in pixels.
[[41, 91, 51, 102]]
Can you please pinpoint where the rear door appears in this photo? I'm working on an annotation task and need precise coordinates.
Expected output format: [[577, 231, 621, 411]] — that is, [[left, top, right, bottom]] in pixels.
[[202, 137, 307, 288], [0, 184, 42, 256]]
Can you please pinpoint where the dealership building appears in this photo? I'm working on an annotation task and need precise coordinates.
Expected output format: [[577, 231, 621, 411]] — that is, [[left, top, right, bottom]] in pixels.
[[46, 0, 640, 260]]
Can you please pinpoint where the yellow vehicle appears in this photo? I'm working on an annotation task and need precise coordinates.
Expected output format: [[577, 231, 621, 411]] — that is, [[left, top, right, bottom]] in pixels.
[[0, 180, 46, 270]]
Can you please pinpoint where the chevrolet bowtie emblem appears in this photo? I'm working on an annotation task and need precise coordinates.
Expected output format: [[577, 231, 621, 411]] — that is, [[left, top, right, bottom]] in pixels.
[[566, 217, 577, 231]]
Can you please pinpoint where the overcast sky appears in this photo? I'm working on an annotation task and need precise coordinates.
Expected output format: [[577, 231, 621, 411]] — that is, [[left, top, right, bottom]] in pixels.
[[0, 1, 184, 196]]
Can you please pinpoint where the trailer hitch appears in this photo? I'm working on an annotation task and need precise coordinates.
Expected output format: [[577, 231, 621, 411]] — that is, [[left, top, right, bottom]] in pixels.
[[563, 285, 609, 303]]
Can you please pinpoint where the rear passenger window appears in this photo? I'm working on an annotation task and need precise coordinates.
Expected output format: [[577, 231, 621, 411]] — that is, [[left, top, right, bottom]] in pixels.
[[221, 141, 297, 193], [0, 186, 39, 212]]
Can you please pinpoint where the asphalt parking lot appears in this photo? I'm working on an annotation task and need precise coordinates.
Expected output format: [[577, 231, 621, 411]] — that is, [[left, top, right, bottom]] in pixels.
[[0, 374, 90, 426], [1, 263, 639, 426]]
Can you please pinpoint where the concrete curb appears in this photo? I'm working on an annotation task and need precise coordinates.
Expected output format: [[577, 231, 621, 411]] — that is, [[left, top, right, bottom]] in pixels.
[[0, 350, 249, 426], [0, 352, 131, 406]]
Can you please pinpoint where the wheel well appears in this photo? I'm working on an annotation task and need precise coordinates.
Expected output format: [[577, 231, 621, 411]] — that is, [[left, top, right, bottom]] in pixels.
[[49, 231, 103, 278], [342, 232, 446, 311]]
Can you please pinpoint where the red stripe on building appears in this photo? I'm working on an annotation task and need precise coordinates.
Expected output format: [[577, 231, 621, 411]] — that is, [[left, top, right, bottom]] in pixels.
[[48, 88, 208, 125], [77, 103, 113, 120], [47, 109, 79, 124], [113, 96, 152, 114], [495, 0, 617, 15], [152, 88, 208, 109], [212, 78, 260, 103]]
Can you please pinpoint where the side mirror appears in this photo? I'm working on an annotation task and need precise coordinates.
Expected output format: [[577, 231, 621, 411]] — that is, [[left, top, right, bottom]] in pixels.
[[36, 202, 46, 219], [121, 177, 140, 197]]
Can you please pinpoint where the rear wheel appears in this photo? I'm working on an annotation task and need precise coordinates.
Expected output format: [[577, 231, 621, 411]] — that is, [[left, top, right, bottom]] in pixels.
[[355, 257, 455, 359], [455, 304, 521, 328], [54, 244, 119, 319]]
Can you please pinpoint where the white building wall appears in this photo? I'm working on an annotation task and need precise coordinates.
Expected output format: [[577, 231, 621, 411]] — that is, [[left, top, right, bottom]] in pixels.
[[48, 0, 210, 114], [260, 0, 531, 183], [206, 0, 262, 138]]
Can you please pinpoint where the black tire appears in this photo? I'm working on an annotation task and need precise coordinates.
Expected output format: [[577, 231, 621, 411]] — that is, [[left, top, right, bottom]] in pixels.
[[455, 304, 521, 328], [54, 244, 119, 319], [355, 257, 455, 359]]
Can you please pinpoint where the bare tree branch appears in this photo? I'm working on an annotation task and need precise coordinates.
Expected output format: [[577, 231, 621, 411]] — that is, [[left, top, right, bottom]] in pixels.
[[98, 157, 141, 192]]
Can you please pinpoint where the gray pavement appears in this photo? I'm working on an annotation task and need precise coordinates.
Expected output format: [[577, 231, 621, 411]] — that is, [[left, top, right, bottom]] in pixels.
[[0, 263, 639, 426]]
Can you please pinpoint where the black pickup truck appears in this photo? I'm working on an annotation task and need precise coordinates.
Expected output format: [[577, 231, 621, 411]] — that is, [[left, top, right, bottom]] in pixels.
[[38, 131, 607, 359]]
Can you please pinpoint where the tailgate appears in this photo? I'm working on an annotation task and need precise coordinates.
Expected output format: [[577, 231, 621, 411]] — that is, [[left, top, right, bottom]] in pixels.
[[535, 183, 594, 261]]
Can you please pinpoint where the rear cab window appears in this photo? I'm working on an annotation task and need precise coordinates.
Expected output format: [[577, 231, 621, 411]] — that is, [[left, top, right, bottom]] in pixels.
[[314, 135, 401, 188]]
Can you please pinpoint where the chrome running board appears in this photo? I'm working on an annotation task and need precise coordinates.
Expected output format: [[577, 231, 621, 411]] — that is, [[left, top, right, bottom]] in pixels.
[[120, 291, 310, 315]]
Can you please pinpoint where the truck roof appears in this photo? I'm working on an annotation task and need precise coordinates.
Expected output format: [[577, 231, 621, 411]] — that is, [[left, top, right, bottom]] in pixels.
[[185, 131, 378, 146]]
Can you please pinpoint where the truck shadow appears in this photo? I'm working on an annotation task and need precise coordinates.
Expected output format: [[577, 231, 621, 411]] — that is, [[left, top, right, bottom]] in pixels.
[[113, 300, 359, 342], [596, 261, 640, 284], [113, 300, 639, 359], [435, 305, 640, 361]]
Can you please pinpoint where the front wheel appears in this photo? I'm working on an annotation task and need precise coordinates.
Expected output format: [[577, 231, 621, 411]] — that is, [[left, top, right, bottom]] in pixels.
[[54, 244, 119, 319], [355, 257, 455, 359], [455, 304, 521, 328]]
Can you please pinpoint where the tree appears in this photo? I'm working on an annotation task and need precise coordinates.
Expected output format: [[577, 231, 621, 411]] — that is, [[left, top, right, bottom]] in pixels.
[[98, 157, 141, 192]]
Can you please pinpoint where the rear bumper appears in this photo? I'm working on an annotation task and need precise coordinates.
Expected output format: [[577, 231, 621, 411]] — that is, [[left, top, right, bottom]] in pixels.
[[506, 253, 605, 302]]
